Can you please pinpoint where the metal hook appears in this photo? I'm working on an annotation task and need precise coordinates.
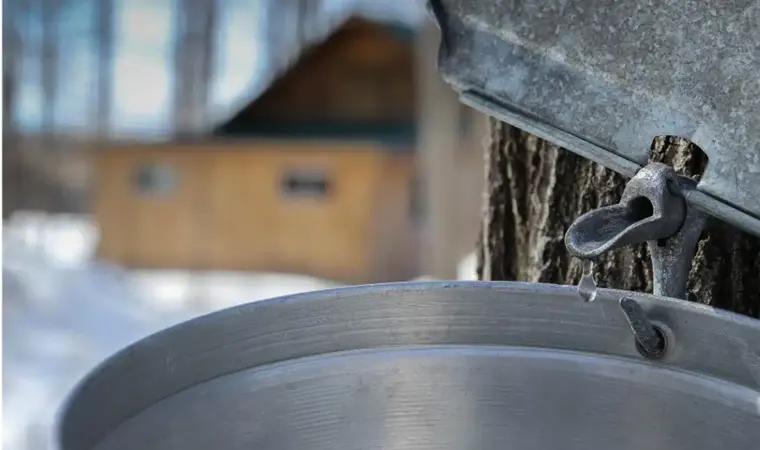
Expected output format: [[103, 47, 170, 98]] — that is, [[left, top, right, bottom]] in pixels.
[[620, 297, 666, 359], [650, 177, 707, 299]]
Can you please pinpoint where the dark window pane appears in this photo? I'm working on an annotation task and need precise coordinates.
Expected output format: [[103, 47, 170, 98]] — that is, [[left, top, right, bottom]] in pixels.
[[280, 169, 330, 198], [133, 163, 176, 196]]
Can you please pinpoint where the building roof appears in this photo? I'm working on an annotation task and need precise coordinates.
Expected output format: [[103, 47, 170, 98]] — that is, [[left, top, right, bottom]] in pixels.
[[215, 17, 418, 146], [239, 16, 417, 112]]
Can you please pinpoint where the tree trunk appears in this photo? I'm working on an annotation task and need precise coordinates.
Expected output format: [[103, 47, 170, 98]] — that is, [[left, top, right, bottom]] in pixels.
[[94, 0, 113, 137], [41, 0, 59, 136], [477, 119, 760, 319], [3, 0, 21, 218], [173, 0, 217, 134]]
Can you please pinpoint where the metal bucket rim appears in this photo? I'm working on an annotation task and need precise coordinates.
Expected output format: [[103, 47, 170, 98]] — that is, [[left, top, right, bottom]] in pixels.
[[57, 280, 760, 449]]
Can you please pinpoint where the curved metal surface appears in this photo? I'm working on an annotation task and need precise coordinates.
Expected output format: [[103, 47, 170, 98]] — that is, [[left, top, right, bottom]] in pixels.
[[430, 0, 760, 236], [565, 163, 685, 259], [59, 281, 760, 450]]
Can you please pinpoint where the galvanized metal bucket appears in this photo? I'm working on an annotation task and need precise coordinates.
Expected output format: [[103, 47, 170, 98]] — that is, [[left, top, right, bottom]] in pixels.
[[59, 281, 760, 450]]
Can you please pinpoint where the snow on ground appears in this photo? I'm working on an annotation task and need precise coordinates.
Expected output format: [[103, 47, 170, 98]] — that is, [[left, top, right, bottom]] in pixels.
[[3, 212, 475, 449], [457, 252, 477, 281], [2, 212, 341, 450]]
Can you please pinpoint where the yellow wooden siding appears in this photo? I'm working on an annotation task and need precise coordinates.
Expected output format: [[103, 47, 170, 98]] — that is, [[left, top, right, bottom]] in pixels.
[[94, 150, 207, 267], [93, 141, 413, 282], [369, 153, 419, 281]]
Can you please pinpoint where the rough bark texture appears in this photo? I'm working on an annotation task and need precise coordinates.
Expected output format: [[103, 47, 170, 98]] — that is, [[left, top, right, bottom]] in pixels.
[[477, 119, 760, 319]]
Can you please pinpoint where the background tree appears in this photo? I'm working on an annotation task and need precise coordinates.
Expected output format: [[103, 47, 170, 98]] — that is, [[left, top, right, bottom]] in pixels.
[[93, 0, 113, 137], [265, 0, 328, 71], [477, 122, 760, 318], [173, 0, 217, 134], [3, 0, 23, 218]]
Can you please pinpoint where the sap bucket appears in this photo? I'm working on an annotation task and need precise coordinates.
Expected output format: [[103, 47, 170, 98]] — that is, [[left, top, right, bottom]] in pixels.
[[59, 282, 760, 450]]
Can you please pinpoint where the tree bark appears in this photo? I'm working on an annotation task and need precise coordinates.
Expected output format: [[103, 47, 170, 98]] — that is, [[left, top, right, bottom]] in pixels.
[[477, 120, 760, 319]]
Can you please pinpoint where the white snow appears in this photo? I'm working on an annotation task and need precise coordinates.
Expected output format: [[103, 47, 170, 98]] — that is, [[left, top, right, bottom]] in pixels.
[[2, 212, 341, 450], [457, 252, 478, 281], [3, 211, 474, 449]]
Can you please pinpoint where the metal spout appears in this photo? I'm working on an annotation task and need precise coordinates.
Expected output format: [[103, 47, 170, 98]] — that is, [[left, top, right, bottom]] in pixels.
[[565, 197, 676, 258], [564, 163, 707, 299], [565, 164, 685, 260]]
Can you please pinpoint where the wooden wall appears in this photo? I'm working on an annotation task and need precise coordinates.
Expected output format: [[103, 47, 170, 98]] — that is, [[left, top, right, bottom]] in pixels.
[[93, 140, 417, 282], [369, 152, 420, 281], [414, 21, 487, 278]]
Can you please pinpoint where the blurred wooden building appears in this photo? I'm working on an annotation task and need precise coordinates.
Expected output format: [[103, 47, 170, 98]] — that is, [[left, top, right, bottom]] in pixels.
[[93, 18, 421, 283]]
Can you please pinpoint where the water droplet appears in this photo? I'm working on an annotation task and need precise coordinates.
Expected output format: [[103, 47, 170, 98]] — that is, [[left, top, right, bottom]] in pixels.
[[577, 260, 597, 302]]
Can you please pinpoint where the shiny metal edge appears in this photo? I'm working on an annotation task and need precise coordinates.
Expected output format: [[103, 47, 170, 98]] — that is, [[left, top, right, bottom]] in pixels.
[[460, 90, 760, 238], [58, 281, 760, 449], [459, 90, 642, 177]]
